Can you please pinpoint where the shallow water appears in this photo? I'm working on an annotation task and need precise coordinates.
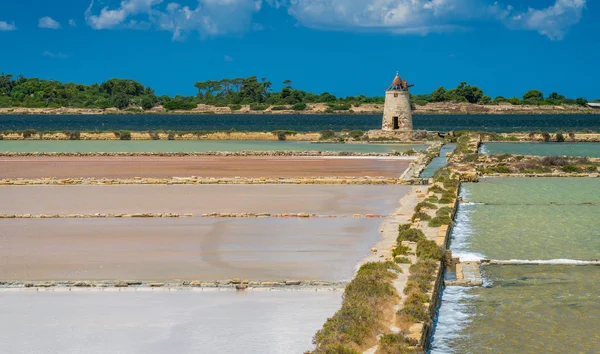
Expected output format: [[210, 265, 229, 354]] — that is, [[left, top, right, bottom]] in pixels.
[[0, 218, 383, 281], [480, 142, 600, 157], [419, 143, 456, 178], [0, 184, 410, 216], [431, 265, 600, 354], [0, 291, 341, 353], [0, 140, 427, 153], [1, 114, 599, 132], [465, 177, 600, 205], [453, 178, 600, 261]]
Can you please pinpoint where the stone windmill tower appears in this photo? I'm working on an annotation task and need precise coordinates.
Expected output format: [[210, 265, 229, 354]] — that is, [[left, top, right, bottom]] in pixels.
[[382, 72, 413, 131]]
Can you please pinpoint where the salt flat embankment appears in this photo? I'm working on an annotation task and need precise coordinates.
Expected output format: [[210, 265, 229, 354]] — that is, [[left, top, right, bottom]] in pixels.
[[0, 156, 412, 179]]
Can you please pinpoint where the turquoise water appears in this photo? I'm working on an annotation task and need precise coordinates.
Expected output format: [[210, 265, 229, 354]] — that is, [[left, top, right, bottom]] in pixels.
[[465, 177, 600, 205], [453, 178, 600, 261], [481, 142, 600, 157], [431, 265, 600, 354], [420, 143, 456, 178], [0, 140, 428, 153]]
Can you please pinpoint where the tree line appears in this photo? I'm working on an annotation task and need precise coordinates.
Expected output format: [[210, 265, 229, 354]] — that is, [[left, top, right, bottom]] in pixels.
[[0, 73, 595, 111]]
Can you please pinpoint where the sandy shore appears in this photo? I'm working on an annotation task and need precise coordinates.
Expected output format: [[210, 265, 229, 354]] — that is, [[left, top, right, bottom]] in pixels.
[[0, 156, 411, 179]]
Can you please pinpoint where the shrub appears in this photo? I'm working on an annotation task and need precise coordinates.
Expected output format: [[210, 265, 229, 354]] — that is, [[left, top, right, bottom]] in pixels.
[[425, 196, 439, 203], [229, 104, 242, 111], [398, 293, 430, 323], [541, 156, 569, 166], [562, 165, 582, 173], [271, 105, 288, 111], [148, 131, 160, 140], [428, 215, 452, 227], [349, 130, 364, 140], [167, 132, 175, 140], [272, 130, 297, 141], [312, 262, 400, 351], [22, 129, 38, 139], [66, 131, 80, 140], [319, 130, 336, 140], [398, 228, 425, 243], [118, 131, 131, 140], [414, 201, 437, 212], [250, 104, 269, 111], [392, 245, 411, 257], [164, 98, 196, 111], [542, 132, 551, 142], [556, 132, 565, 142], [417, 239, 444, 261], [377, 333, 418, 354], [394, 256, 412, 264], [292, 102, 307, 111], [0, 134, 3, 140], [404, 149, 418, 156], [436, 206, 453, 217]]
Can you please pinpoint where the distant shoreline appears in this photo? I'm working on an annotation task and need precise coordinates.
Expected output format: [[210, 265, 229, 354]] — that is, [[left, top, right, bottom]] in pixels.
[[0, 102, 597, 116]]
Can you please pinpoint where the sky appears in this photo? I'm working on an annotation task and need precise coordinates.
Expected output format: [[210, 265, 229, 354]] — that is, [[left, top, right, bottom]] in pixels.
[[0, 0, 598, 99]]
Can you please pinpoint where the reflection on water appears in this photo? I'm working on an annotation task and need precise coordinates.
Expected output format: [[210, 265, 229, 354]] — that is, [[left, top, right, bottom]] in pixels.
[[480, 142, 600, 158], [431, 265, 600, 354], [0, 140, 427, 153], [0, 291, 342, 354]]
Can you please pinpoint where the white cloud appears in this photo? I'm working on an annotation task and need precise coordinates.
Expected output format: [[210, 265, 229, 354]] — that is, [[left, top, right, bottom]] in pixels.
[[224, 55, 234, 62], [491, 0, 586, 40], [39, 16, 62, 29], [85, 0, 163, 29], [85, 0, 262, 39], [81, 0, 587, 40], [69, 19, 77, 27], [287, 0, 478, 34], [42, 51, 69, 59], [0, 21, 17, 31]]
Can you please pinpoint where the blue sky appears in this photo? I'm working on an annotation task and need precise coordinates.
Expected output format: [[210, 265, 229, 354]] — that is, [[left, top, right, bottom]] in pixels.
[[0, 0, 598, 99]]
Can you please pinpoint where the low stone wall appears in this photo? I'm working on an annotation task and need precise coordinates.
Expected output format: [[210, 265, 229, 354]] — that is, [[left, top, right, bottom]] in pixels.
[[0, 151, 414, 157], [0, 212, 388, 219], [0, 177, 406, 186], [0, 279, 345, 290]]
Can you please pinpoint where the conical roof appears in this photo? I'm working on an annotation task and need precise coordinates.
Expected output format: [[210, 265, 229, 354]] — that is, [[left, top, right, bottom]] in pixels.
[[390, 72, 403, 88]]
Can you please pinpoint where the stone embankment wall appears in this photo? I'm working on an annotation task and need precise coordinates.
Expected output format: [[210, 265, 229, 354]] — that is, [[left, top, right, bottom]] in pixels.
[[482, 132, 600, 142], [1, 102, 596, 115], [0, 177, 407, 186], [0, 151, 414, 157], [0, 280, 345, 291], [0, 131, 320, 141]]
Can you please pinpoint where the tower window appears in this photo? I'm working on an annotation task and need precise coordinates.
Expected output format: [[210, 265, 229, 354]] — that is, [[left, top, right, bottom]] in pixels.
[[394, 93, 399, 98], [393, 117, 399, 130]]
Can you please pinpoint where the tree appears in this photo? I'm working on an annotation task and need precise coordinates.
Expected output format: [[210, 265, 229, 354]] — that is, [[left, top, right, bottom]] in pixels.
[[283, 79, 292, 89], [523, 90, 544, 102], [575, 97, 588, 107], [141, 95, 157, 110], [451, 82, 483, 103], [431, 86, 447, 102], [112, 94, 130, 110]]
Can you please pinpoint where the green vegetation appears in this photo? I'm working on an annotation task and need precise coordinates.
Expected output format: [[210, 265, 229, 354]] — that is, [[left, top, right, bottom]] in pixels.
[[2, 73, 596, 111], [271, 130, 297, 141], [377, 333, 418, 354], [319, 130, 336, 140], [113, 130, 131, 140], [312, 262, 400, 353]]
